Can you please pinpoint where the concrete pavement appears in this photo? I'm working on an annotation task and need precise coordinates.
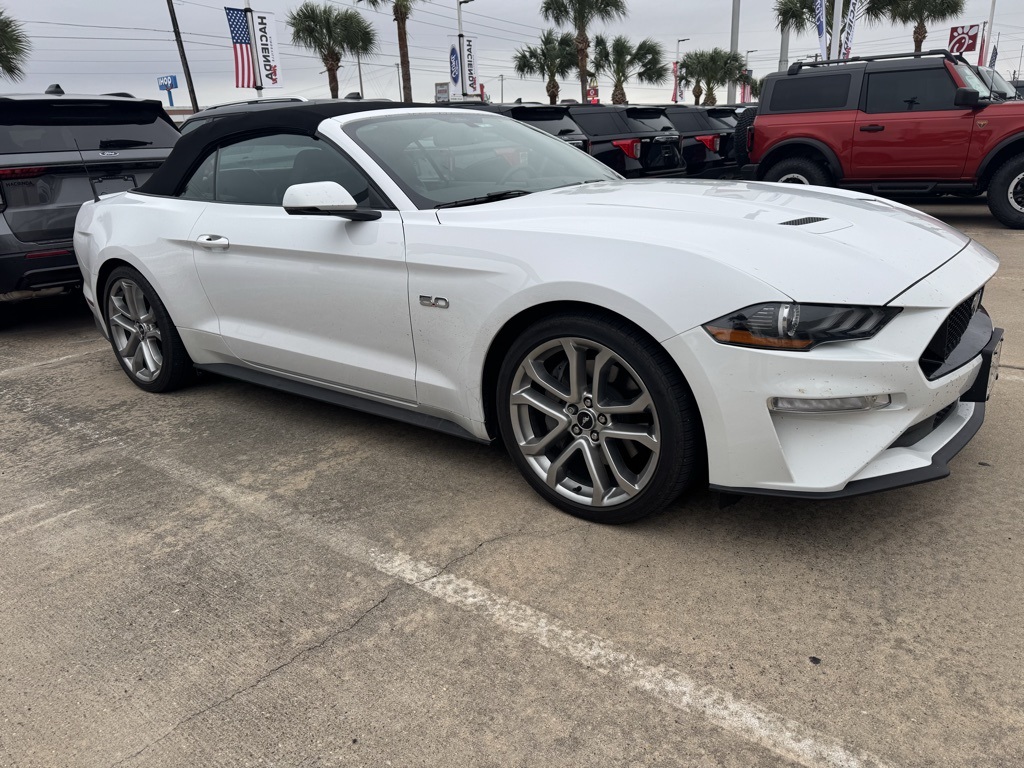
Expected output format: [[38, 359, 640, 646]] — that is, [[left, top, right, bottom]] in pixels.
[[1, 201, 1021, 768]]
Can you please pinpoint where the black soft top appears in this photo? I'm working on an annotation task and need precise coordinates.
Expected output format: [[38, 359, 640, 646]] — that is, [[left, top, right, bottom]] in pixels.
[[139, 100, 431, 197]]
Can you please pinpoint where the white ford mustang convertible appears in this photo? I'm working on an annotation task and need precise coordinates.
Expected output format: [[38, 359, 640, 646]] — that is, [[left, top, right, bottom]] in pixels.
[[74, 103, 1003, 523]]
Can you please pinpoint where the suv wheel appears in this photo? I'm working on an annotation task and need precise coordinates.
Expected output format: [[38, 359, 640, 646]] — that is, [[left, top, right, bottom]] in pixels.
[[763, 157, 831, 186], [987, 153, 1024, 229]]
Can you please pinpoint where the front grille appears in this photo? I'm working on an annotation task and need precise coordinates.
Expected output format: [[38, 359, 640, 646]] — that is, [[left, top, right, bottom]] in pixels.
[[920, 290, 981, 377]]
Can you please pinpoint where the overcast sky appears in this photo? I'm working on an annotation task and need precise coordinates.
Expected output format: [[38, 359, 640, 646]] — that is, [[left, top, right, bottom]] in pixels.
[[4, 0, 1024, 108]]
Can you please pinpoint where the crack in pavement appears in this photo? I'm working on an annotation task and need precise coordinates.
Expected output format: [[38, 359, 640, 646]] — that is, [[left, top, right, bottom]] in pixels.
[[106, 585, 401, 768], [425, 523, 580, 582]]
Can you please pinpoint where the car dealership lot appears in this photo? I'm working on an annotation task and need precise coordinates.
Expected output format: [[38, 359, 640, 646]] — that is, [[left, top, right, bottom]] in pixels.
[[1, 199, 1022, 767]]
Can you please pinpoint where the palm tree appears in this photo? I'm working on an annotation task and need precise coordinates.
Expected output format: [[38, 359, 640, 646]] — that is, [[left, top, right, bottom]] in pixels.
[[357, 0, 423, 103], [288, 2, 378, 99], [592, 35, 668, 104], [513, 30, 576, 105], [679, 49, 710, 105], [540, 0, 628, 104], [680, 48, 745, 106], [0, 8, 30, 81], [868, 0, 964, 52]]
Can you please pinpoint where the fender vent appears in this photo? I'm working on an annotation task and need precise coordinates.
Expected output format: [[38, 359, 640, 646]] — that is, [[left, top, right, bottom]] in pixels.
[[779, 216, 828, 226]]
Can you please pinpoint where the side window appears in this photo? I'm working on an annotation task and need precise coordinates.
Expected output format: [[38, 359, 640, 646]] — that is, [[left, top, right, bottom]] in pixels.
[[768, 74, 852, 112], [865, 69, 957, 113], [210, 133, 384, 207], [179, 152, 217, 201]]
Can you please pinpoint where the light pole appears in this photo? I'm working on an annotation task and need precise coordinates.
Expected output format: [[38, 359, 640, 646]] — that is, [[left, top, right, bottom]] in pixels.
[[742, 49, 758, 103], [673, 38, 690, 103], [457, 0, 475, 100], [726, 0, 740, 103]]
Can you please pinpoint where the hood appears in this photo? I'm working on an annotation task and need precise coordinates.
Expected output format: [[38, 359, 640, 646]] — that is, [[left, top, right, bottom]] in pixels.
[[435, 179, 971, 305]]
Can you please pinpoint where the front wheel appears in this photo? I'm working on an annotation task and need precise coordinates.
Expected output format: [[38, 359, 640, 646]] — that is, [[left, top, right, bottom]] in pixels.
[[762, 157, 832, 186], [103, 266, 195, 392], [987, 153, 1024, 229], [496, 313, 702, 524]]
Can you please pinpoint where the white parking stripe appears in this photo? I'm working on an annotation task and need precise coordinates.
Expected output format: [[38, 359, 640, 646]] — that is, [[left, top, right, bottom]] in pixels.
[[0, 347, 107, 379]]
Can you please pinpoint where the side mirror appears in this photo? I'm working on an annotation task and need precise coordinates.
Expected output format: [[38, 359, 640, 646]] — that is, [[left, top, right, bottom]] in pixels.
[[282, 181, 381, 221], [954, 87, 980, 108]]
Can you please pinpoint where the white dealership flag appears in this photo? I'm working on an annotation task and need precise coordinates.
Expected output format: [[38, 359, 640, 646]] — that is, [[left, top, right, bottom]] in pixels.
[[250, 10, 283, 88], [465, 37, 478, 95], [841, 0, 859, 59]]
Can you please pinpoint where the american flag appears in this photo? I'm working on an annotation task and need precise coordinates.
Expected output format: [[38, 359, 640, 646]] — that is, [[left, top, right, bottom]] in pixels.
[[225, 7, 256, 88]]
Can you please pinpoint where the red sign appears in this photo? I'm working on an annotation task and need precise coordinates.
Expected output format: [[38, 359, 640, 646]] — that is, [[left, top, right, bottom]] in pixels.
[[587, 87, 598, 104], [949, 24, 980, 54]]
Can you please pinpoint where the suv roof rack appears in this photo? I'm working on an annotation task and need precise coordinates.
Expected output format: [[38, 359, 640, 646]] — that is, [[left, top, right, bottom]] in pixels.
[[787, 49, 966, 75]]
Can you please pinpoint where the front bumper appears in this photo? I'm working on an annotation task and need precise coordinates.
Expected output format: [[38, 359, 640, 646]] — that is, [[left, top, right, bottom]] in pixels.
[[666, 243, 1000, 498]]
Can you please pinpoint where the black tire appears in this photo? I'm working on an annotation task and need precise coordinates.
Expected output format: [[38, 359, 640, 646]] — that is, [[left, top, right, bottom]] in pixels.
[[762, 156, 832, 186], [732, 107, 758, 167], [986, 153, 1024, 229], [496, 312, 702, 524], [102, 266, 195, 393]]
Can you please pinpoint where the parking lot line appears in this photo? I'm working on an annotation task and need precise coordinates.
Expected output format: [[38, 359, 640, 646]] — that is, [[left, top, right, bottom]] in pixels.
[[0, 346, 107, 379], [7, 388, 891, 768]]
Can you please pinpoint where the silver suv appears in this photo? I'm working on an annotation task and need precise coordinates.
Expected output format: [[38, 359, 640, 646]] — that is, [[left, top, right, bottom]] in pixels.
[[1, 90, 179, 302]]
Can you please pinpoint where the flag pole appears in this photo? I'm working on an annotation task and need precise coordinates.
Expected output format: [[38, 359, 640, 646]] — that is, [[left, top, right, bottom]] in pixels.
[[244, 0, 264, 98], [165, 0, 199, 112]]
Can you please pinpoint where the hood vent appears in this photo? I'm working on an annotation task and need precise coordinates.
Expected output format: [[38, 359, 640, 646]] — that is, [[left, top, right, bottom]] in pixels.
[[779, 216, 828, 226]]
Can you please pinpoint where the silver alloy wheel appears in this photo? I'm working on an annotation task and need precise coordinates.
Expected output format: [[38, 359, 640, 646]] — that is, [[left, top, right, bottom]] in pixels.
[[1008, 171, 1024, 213], [509, 337, 661, 508], [107, 278, 164, 383], [777, 173, 811, 184]]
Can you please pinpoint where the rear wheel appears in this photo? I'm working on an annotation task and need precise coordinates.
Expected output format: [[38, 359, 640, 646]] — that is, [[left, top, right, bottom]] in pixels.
[[103, 266, 195, 392], [496, 313, 701, 524], [987, 154, 1024, 229], [763, 157, 832, 186]]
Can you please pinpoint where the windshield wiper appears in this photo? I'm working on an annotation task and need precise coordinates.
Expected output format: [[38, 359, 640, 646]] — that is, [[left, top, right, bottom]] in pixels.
[[435, 190, 532, 209], [98, 139, 153, 148]]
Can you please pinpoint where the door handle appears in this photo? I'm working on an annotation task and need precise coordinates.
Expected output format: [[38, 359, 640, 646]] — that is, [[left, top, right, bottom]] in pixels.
[[196, 234, 230, 250], [859, 124, 885, 132]]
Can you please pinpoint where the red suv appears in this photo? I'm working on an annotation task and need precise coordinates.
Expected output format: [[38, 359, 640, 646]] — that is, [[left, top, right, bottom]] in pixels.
[[740, 50, 1024, 228]]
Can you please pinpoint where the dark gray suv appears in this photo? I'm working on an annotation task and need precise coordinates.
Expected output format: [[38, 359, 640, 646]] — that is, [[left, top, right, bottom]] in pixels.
[[1, 91, 179, 302]]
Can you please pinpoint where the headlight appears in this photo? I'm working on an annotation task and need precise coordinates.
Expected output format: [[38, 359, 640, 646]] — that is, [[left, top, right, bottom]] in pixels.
[[703, 303, 901, 351]]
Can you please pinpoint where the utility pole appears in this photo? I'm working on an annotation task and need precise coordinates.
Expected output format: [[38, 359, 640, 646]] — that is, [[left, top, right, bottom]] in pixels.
[[726, 0, 740, 103], [499, 73, 504, 102], [165, 0, 199, 112], [674, 38, 689, 103], [742, 49, 757, 102]]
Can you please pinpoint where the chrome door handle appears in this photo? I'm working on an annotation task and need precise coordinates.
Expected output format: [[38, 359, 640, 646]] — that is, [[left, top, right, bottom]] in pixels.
[[196, 234, 230, 250]]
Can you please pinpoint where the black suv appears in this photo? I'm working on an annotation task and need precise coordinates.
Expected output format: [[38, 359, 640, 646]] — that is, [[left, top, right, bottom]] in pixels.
[[447, 102, 589, 150], [567, 104, 685, 177], [1, 91, 179, 301], [660, 105, 737, 176]]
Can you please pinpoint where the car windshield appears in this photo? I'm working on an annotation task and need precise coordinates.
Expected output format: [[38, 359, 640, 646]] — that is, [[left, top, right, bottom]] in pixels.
[[978, 66, 1020, 99], [956, 64, 994, 98], [344, 112, 619, 208]]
